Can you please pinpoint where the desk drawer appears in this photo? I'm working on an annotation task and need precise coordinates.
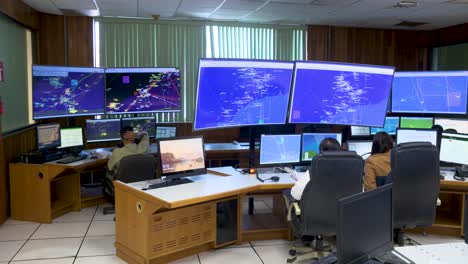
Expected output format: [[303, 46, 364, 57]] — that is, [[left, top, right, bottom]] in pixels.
[[150, 203, 215, 257]]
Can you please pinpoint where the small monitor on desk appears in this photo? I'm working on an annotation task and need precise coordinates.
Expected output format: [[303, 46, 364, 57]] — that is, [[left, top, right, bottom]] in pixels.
[[121, 117, 156, 138], [259, 134, 301, 165], [85, 119, 121, 143], [435, 118, 468, 134], [347, 140, 372, 158], [158, 136, 206, 179], [350, 126, 370, 137], [440, 132, 468, 165], [371, 116, 400, 135], [156, 126, 176, 139], [37, 123, 61, 150], [59, 127, 84, 149], [301, 133, 342, 161], [400, 117, 433, 129], [396, 128, 438, 146]]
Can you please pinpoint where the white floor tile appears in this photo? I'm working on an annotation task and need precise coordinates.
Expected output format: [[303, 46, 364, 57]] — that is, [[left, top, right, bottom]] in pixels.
[[250, 239, 292, 246], [74, 255, 126, 264], [254, 244, 300, 264], [78, 236, 116, 257], [199, 247, 262, 264], [94, 204, 115, 221], [0, 241, 25, 261], [87, 221, 115, 236], [53, 206, 96, 223], [14, 238, 82, 261], [225, 241, 252, 248], [31, 222, 89, 239], [405, 233, 464, 245], [0, 224, 39, 241], [11, 257, 75, 263], [4, 219, 39, 225], [169, 254, 199, 264]]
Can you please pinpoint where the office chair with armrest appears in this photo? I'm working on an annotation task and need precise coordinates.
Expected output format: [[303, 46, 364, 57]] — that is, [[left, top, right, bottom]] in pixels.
[[285, 151, 364, 263], [103, 154, 157, 215], [391, 142, 440, 246]]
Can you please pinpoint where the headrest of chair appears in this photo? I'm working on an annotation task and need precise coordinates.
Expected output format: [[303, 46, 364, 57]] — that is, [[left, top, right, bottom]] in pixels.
[[395, 142, 434, 149], [319, 151, 358, 157]]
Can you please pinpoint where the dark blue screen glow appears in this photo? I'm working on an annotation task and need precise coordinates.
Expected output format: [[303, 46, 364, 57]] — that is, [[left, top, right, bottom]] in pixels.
[[289, 62, 394, 127], [260, 134, 301, 165], [194, 59, 294, 130], [370, 117, 400, 135]]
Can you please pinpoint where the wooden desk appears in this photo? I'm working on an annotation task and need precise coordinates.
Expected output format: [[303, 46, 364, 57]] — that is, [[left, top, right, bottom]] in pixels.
[[396, 242, 468, 264], [114, 167, 295, 264], [9, 158, 108, 223]]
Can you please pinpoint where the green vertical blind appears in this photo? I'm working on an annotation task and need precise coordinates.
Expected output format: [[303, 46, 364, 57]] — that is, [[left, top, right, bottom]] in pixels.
[[96, 18, 306, 122]]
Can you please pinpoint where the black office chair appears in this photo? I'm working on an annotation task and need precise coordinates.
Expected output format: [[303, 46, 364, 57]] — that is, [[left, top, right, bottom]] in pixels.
[[285, 151, 364, 263], [391, 142, 440, 246], [103, 154, 157, 214]]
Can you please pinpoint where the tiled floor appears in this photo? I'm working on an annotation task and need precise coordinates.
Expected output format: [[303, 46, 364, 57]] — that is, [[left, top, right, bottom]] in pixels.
[[0, 197, 464, 264]]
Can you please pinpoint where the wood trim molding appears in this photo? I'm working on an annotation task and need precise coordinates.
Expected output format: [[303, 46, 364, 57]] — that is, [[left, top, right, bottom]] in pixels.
[[0, 0, 39, 29]]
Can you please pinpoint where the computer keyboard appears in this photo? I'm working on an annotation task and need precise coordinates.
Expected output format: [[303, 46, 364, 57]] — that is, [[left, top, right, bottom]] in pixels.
[[375, 251, 411, 264], [56, 155, 87, 164], [146, 178, 193, 190]]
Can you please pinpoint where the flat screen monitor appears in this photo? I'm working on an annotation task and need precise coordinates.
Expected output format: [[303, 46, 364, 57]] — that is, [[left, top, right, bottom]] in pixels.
[[351, 126, 370, 137], [37, 123, 61, 150], [289, 61, 395, 126], [337, 184, 393, 264], [158, 137, 206, 179], [435, 118, 468, 134], [32, 65, 105, 119], [301, 133, 342, 161], [400, 117, 433, 129], [59, 127, 84, 149], [391, 71, 468, 114], [259, 134, 301, 165], [121, 117, 156, 138], [105, 68, 181, 114], [156, 126, 176, 139], [347, 140, 373, 159], [371, 116, 400, 135], [440, 133, 468, 165], [85, 119, 121, 143], [194, 59, 294, 130], [396, 128, 438, 146]]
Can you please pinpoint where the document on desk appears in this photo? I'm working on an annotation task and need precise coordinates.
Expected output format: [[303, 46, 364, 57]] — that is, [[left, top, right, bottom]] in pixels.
[[396, 242, 468, 264]]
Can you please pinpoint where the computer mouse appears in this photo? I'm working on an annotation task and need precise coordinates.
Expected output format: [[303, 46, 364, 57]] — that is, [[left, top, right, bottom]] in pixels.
[[270, 176, 280, 182]]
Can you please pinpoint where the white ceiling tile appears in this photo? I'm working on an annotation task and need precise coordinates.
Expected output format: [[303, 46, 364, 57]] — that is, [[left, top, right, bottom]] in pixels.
[[22, 0, 62, 15], [51, 0, 97, 9]]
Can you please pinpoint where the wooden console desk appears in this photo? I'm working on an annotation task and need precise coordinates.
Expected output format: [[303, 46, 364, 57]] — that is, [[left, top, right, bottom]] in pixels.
[[114, 167, 295, 264]]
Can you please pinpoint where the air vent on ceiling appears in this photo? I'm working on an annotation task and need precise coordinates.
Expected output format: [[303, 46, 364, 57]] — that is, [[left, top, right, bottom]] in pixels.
[[446, 0, 468, 3], [393, 1, 418, 8], [394, 21, 428, 27]]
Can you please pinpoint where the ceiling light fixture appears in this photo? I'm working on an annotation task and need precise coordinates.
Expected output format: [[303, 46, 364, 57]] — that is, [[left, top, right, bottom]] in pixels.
[[393, 1, 418, 8]]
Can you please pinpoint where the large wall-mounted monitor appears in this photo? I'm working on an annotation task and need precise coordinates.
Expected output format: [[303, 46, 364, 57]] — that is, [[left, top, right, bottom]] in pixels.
[[121, 117, 156, 138], [193, 59, 294, 130], [396, 128, 438, 146], [156, 126, 177, 139], [400, 117, 433, 129], [105, 68, 181, 114], [260, 134, 301, 165], [59, 127, 84, 149], [37, 123, 61, 150], [440, 133, 468, 165], [32, 65, 105, 119], [392, 71, 468, 114], [85, 119, 121, 143], [370, 116, 400, 135], [158, 137, 206, 179], [289, 61, 395, 127], [435, 118, 468, 134], [301, 133, 342, 161]]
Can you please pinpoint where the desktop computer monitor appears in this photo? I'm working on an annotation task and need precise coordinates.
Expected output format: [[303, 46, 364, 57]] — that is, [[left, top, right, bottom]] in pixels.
[[440, 133, 468, 165], [36, 123, 61, 150], [156, 126, 177, 139], [194, 59, 295, 130], [370, 116, 400, 135], [396, 128, 438, 146], [259, 134, 301, 165], [400, 117, 433, 129], [121, 117, 156, 138], [391, 71, 468, 114], [158, 136, 206, 179], [59, 127, 84, 149], [350, 126, 370, 137], [347, 140, 373, 159], [85, 119, 121, 143], [301, 133, 342, 161], [289, 61, 394, 127], [337, 184, 393, 264], [435, 118, 468, 134]]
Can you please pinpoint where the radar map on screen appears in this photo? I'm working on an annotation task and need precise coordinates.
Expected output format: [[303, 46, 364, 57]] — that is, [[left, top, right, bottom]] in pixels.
[[106, 68, 181, 114], [392, 71, 468, 114], [290, 62, 394, 127], [32, 66, 105, 119], [194, 59, 294, 130]]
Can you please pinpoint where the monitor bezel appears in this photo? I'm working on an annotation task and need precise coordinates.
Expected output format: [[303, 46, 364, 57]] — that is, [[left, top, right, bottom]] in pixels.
[[399, 116, 434, 129], [350, 126, 371, 137], [36, 123, 61, 150], [58, 127, 84, 149], [301, 132, 343, 162], [157, 136, 207, 180], [370, 116, 400, 135], [32, 64, 106, 120], [259, 134, 302, 165], [337, 184, 394, 264], [346, 140, 373, 157], [121, 116, 156, 138], [104, 67, 181, 114], [396, 128, 438, 146], [85, 118, 122, 143], [155, 126, 177, 139], [193, 58, 295, 131]]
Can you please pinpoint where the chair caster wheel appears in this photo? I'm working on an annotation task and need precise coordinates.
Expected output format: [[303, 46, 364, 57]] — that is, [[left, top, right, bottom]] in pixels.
[[287, 257, 297, 263], [289, 249, 296, 256]]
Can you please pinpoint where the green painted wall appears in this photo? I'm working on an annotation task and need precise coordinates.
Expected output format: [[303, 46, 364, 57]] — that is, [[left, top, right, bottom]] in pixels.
[[432, 42, 468, 71]]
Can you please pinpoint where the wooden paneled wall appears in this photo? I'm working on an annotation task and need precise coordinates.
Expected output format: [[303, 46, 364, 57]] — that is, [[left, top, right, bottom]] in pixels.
[[0, 0, 39, 29], [432, 23, 468, 47], [308, 25, 431, 71]]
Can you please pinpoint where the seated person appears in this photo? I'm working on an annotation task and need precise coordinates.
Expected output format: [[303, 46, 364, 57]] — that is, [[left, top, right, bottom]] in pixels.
[[291, 138, 341, 200], [363, 131, 393, 191]]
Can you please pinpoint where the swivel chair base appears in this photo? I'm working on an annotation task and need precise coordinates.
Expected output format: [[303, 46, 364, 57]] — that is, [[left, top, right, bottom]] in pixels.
[[287, 236, 333, 263]]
